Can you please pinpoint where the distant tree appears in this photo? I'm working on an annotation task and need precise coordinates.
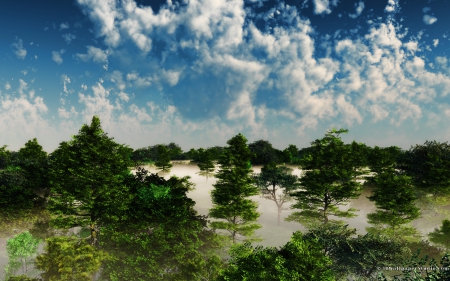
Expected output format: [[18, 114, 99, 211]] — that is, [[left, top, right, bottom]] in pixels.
[[366, 169, 420, 238], [283, 144, 301, 164], [253, 162, 300, 226], [166, 142, 184, 160], [47, 115, 134, 246], [0, 144, 11, 169], [402, 140, 450, 198], [248, 139, 281, 165], [287, 129, 364, 225], [206, 146, 225, 161], [0, 165, 36, 216], [154, 144, 173, 175], [428, 219, 450, 251], [197, 148, 215, 179], [217, 231, 335, 281], [209, 133, 261, 244]]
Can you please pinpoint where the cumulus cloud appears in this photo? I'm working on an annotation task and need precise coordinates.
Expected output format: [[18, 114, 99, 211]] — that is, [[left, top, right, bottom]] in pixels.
[[423, 14, 437, 25], [385, 0, 399, 13], [75, 45, 108, 63], [62, 33, 76, 44], [52, 49, 66, 65], [11, 37, 27, 59], [311, 0, 339, 15], [349, 1, 365, 19]]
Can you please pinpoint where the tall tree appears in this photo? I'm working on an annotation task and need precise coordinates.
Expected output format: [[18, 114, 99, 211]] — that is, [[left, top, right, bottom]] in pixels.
[[287, 128, 364, 225], [253, 162, 300, 226], [47, 115, 134, 246], [209, 133, 261, 244], [366, 169, 421, 238], [154, 144, 173, 176]]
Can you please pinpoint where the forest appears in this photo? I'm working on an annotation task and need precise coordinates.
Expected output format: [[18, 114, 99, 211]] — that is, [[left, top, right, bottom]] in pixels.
[[0, 115, 449, 281]]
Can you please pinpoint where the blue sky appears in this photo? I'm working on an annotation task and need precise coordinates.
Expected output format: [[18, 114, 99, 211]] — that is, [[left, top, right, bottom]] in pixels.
[[1, 0, 450, 153]]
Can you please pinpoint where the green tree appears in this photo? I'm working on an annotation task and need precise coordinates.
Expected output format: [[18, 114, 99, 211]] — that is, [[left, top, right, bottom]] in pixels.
[[428, 219, 450, 251], [217, 231, 335, 281], [287, 129, 363, 226], [209, 133, 261, 244], [366, 170, 420, 238], [0, 144, 12, 169], [401, 140, 450, 198], [253, 162, 300, 226], [47, 115, 134, 246], [98, 166, 227, 281], [4, 231, 41, 280], [248, 139, 282, 165], [283, 144, 301, 164], [197, 148, 216, 179], [154, 144, 173, 176], [35, 236, 108, 281]]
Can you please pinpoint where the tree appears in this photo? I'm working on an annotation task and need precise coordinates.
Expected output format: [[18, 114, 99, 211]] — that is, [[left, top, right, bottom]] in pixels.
[[166, 142, 184, 160], [35, 236, 108, 281], [283, 144, 301, 164], [217, 231, 335, 281], [47, 115, 134, 246], [248, 139, 282, 165], [428, 219, 450, 251], [253, 162, 300, 226], [366, 170, 421, 238], [401, 140, 450, 198], [154, 144, 173, 176], [287, 128, 364, 225], [209, 133, 261, 244], [197, 148, 216, 179], [97, 166, 227, 281], [4, 231, 41, 280], [302, 223, 409, 280], [0, 144, 11, 169]]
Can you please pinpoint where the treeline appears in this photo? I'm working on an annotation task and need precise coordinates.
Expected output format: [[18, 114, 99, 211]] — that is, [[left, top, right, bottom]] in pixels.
[[1, 116, 450, 281]]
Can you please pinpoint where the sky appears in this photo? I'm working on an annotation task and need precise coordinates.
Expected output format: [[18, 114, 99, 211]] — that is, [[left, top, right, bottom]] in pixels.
[[1, 0, 450, 153]]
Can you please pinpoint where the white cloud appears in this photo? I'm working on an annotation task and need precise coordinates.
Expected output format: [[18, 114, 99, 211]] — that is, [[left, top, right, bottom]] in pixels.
[[423, 15, 437, 25], [5, 82, 11, 90], [385, 0, 399, 13], [403, 41, 418, 55], [433, 39, 439, 47], [118, 91, 129, 102], [11, 37, 27, 59], [422, 7, 431, 13], [52, 49, 66, 65], [58, 106, 79, 119], [311, 0, 339, 15], [21, 70, 28, 76], [62, 33, 76, 44], [81, 83, 88, 90], [60, 22, 70, 30], [75, 46, 108, 63], [349, 1, 365, 19]]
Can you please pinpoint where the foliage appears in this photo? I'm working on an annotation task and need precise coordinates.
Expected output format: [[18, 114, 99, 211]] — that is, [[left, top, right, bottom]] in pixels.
[[209, 133, 262, 243], [376, 249, 450, 280], [196, 148, 216, 178], [47, 115, 134, 245], [0, 165, 36, 216], [7, 276, 42, 281], [288, 128, 364, 225], [98, 166, 227, 281], [366, 169, 420, 237], [401, 140, 450, 197], [283, 144, 302, 164], [217, 231, 335, 281], [248, 139, 284, 165], [253, 162, 300, 225], [4, 231, 41, 279], [154, 144, 173, 175], [35, 236, 108, 281], [428, 219, 450, 251]]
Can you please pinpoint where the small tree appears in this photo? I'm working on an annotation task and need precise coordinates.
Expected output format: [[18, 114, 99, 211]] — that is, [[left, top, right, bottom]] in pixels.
[[253, 162, 300, 226], [366, 169, 420, 238], [154, 144, 173, 176], [209, 133, 261, 244], [4, 231, 41, 279], [197, 148, 216, 179], [428, 219, 450, 251]]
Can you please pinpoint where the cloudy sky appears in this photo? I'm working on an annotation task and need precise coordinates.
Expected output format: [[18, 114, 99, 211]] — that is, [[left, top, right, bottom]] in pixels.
[[1, 0, 449, 153]]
